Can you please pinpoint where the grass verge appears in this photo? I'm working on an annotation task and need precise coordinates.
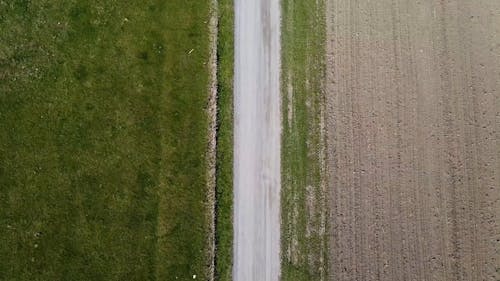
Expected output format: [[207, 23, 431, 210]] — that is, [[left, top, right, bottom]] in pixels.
[[281, 0, 328, 280], [214, 0, 234, 280], [0, 1, 212, 280]]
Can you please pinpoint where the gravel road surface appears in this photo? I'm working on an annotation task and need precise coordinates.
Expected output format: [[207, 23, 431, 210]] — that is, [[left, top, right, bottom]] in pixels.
[[326, 0, 500, 280], [233, 0, 281, 280]]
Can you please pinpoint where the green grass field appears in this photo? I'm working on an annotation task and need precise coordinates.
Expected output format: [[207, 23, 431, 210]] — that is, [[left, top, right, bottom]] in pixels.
[[214, 0, 234, 280], [281, 0, 328, 280], [0, 1, 213, 280]]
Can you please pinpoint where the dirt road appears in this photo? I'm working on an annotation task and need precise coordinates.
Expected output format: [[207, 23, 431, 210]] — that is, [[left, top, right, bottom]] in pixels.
[[326, 1, 500, 280], [233, 0, 281, 280]]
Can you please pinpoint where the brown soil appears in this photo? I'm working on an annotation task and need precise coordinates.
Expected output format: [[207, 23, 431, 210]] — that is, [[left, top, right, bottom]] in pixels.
[[325, 1, 500, 280]]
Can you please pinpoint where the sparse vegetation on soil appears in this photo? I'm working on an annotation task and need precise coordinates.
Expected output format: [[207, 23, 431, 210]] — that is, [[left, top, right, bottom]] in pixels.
[[281, 0, 328, 280]]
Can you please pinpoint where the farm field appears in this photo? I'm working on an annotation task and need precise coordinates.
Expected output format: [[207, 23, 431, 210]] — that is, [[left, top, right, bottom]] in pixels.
[[0, 1, 216, 280], [326, 0, 500, 280], [281, 0, 500, 280]]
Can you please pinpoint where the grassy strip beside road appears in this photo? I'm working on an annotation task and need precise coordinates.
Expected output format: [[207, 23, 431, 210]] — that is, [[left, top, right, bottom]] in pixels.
[[214, 0, 234, 280], [0, 1, 212, 280], [281, 0, 328, 280]]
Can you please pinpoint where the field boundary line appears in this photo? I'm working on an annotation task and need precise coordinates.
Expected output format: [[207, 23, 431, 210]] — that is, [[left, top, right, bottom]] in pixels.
[[207, 0, 219, 280]]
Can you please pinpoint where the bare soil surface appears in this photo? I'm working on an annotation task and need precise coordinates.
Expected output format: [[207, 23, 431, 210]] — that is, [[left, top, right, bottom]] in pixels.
[[326, 1, 500, 280], [233, 0, 281, 280]]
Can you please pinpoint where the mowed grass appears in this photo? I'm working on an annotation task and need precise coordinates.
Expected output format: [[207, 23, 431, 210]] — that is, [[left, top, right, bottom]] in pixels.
[[281, 0, 328, 280], [214, 0, 234, 280], [0, 1, 212, 280]]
